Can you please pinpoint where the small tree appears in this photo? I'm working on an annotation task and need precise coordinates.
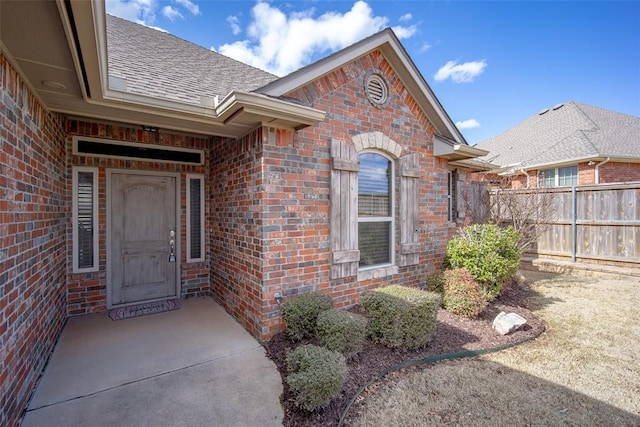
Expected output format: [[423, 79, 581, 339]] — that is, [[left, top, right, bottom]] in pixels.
[[461, 175, 558, 251]]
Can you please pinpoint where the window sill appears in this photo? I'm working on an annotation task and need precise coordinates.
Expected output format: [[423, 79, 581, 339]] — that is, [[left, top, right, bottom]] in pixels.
[[358, 265, 398, 281]]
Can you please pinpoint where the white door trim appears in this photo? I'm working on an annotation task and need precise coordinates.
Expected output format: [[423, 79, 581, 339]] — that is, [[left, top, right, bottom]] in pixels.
[[106, 169, 181, 308]]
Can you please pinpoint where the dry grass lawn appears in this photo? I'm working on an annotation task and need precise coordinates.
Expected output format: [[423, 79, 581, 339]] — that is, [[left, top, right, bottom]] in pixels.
[[350, 270, 640, 426]]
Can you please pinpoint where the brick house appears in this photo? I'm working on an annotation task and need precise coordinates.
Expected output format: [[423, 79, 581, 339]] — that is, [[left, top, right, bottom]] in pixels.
[[473, 101, 640, 189], [0, 2, 487, 425]]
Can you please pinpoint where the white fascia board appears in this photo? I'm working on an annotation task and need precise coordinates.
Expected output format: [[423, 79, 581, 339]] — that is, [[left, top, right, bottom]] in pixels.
[[525, 155, 640, 171], [216, 91, 326, 124], [434, 135, 488, 158]]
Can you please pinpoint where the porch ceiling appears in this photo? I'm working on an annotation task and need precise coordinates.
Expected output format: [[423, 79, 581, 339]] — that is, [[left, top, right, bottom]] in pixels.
[[0, 0, 324, 138]]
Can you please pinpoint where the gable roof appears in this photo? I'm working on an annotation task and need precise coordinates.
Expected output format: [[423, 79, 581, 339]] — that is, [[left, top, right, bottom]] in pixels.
[[106, 15, 278, 106], [257, 28, 467, 145], [477, 101, 640, 170]]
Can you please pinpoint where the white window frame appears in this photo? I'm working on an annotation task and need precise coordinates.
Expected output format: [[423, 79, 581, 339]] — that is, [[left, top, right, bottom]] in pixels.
[[357, 151, 395, 271], [539, 165, 578, 187], [72, 166, 99, 273], [186, 174, 205, 262], [447, 170, 454, 222]]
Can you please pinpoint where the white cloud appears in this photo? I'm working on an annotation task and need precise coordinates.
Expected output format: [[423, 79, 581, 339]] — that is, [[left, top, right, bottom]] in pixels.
[[419, 42, 432, 53], [227, 15, 241, 36], [399, 13, 412, 22], [162, 5, 183, 21], [106, 0, 158, 24], [456, 119, 481, 129], [147, 25, 169, 33], [217, 0, 416, 76], [106, 0, 169, 31], [434, 60, 487, 83], [391, 25, 417, 39], [174, 0, 200, 16]]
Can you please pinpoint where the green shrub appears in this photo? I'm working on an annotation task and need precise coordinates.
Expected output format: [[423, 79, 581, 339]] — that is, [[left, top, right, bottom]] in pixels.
[[426, 271, 445, 301], [361, 285, 441, 350], [442, 268, 488, 318], [286, 344, 347, 411], [317, 309, 367, 358], [281, 291, 333, 341], [445, 223, 521, 301]]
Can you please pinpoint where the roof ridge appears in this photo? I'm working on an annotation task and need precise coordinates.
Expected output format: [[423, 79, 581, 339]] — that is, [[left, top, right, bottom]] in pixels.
[[569, 102, 601, 155]]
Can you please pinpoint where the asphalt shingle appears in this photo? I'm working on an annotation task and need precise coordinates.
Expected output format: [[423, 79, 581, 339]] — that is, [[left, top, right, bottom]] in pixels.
[[476, 101, 640, 168], [106, 15, 278, 106]]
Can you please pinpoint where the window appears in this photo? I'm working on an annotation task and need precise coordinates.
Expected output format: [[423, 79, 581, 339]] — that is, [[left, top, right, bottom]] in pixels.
[[539, 165, 578, 187], [358, 152, 394, 268], [447, 170, 457, 222], [72, 167, 98, 272], [186, 174, 205, 262]]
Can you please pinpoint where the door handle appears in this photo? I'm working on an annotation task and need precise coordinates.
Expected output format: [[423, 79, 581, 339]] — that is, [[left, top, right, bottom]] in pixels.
[[169, 230, 176, 262]]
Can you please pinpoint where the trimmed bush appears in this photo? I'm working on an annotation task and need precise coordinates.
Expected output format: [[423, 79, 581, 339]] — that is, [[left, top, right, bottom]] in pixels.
[[286, 344, 347, 411], [281, 291, 333, 341], [426, 271, 445, 301], [317, 309, 367, 358], [445, 223, 521, 301], [442, 268, 488, 318], [361, 285, 441, 350]]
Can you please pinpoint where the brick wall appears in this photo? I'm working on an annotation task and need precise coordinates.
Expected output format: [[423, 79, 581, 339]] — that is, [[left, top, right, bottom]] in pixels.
[[209, 129, 266, 337], [247, 50, 454, 340], [66, 120, 211, 315], [0, 54, 68, 427], [598, 162, 640, 184]]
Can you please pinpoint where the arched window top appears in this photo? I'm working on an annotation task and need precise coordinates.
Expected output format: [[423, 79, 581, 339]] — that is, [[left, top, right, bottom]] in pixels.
[[352, 131, 402, 159]]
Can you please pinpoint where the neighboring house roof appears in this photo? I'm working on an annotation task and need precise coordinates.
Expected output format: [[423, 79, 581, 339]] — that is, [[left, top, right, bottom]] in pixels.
[[106, 15, 278, 106], [476, 101, 640, 171]]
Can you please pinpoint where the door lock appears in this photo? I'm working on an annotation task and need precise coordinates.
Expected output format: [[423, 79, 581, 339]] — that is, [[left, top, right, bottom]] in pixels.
[[169, 230, 176, 262]]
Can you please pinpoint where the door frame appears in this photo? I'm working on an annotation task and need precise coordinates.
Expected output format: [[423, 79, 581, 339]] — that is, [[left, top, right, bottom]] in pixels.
[[106, 169, 182, 308]]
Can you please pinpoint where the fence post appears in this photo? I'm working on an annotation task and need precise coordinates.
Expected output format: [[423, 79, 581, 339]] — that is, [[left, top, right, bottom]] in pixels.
[[571, 186, 577, 263]]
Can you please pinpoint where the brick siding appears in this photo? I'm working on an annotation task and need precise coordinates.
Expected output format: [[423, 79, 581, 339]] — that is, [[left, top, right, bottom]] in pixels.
[[251, 50, 454, 340], [598, 162, 640, 184], [0, 55, 68, 427]]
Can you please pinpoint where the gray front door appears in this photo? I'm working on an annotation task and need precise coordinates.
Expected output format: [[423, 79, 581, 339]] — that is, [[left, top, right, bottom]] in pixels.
[[110, 173, 178, 306]]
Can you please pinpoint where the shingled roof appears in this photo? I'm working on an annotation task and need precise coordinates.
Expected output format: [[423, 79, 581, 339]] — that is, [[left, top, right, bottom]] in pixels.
[[476, 101, 640, 169], [106, 15, 278, 106]]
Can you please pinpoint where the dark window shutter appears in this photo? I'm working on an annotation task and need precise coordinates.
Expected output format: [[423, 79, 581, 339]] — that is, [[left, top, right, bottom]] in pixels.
[[399, 154, 421, 266], [189, 178, 202, 260], [330, 138, 360, 279], [77, 171, 95, 269]]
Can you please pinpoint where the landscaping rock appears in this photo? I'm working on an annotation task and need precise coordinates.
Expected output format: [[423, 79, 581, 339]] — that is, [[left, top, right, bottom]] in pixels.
[[492, 311, 527, 335]]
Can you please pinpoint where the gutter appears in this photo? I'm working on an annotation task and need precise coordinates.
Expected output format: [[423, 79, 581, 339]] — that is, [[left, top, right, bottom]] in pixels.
[[594, 157, 610, 184]]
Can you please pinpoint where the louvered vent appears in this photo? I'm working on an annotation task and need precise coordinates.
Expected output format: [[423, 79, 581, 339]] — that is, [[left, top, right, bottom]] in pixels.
[[366, 74, 389, 107]]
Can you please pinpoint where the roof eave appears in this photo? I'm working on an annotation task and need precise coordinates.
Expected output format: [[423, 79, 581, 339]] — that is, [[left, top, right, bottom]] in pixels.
[[433, 135, 488, 161], [59, 1, 324, 136], [216, 91, 326, 130]]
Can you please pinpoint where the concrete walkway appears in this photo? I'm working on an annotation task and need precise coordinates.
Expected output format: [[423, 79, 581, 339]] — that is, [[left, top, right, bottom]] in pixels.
[[21, 297, 283, 427]]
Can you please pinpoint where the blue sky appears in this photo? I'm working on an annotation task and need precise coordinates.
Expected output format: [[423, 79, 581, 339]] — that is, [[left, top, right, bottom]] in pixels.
[[106, 0, 640, 144]]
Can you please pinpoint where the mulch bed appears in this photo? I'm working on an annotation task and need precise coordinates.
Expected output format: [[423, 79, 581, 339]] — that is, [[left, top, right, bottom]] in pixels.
[[264, 279, 545, 426]]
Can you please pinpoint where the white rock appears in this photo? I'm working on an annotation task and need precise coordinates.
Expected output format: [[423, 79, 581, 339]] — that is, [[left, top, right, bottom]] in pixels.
[[492, 311, 527, 336]]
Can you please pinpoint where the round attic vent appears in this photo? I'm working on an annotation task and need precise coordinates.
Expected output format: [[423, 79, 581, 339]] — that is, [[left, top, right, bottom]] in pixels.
[[365, 73, 390, 108]]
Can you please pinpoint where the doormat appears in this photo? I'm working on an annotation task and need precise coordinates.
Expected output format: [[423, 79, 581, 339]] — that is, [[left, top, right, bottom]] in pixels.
[[109, 298, 182, 321]]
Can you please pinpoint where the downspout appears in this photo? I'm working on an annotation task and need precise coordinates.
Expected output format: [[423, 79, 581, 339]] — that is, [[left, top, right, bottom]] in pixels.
[[594, 157, 610, 184]]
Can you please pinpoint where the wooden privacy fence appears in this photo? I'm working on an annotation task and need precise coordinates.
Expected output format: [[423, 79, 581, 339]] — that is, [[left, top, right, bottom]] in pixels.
[[490, 182, 640, 267]]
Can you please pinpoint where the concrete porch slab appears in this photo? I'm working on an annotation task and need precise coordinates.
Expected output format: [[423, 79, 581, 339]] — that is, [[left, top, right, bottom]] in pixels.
[[21, 297, 283, 426]]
